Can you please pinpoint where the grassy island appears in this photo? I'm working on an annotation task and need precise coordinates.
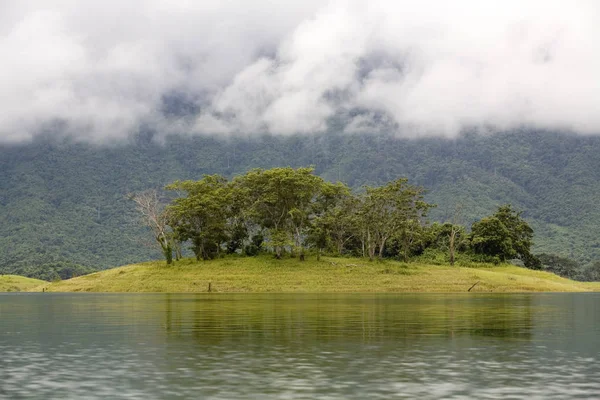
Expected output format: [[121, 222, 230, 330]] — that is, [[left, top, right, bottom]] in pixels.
[[1, 275, 45, 292], [33, 256, 600, 293]]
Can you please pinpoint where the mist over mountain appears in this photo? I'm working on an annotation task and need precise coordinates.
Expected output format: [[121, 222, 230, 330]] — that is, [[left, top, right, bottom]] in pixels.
[[2, 0, 600, 142], [1, 130, 599, 278]]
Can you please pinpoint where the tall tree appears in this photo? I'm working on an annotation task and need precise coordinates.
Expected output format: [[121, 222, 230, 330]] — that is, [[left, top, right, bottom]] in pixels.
[[359, 179, 432, 261], [470, 216, 514, 261], [309, 182, 356, 257], [494, 205, 537, 265], [234, 167, 325, 259], [166, 175, 230, 260], [448, 204, 464, 266], [129, 189, 173, 265], [580, 261, 600, 282], [426, 222, 468, 264], [471, 205, 540, 268]]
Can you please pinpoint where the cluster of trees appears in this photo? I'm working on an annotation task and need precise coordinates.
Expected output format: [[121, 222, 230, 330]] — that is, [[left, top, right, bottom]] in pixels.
[[132, 167, 432, 263], [536, 253, 600, 281], [470, 205, 539, 268], [132, 167, 543, 269]]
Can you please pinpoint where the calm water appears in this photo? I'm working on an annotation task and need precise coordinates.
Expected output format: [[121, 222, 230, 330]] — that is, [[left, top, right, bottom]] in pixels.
[[1, 293, 599, 399]]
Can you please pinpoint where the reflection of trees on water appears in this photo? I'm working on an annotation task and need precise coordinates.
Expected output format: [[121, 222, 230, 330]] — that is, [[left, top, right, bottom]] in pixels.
[[5, 294, 533, 347], [158, 294, 534, 346]]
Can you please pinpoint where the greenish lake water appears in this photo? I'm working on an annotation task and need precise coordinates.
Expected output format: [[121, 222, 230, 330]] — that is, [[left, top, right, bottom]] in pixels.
[[1, 293, 599, 399]]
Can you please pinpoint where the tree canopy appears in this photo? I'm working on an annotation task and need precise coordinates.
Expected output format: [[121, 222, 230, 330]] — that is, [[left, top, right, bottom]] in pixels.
[[470, 205, 540, 268], [136, 167, 434, 264], [126, 169, 566, 281]]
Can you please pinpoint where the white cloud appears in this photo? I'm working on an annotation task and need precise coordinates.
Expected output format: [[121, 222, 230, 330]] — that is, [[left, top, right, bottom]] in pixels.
[[0, 0, 599, 142]]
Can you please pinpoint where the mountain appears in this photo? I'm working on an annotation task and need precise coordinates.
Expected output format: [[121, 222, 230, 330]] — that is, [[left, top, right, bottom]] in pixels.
[[1, 129, 599, 277]]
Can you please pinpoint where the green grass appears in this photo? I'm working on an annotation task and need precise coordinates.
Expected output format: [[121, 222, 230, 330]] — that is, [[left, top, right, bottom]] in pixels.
[[0, 275, 45, 292], [32, 255, 600, 293]]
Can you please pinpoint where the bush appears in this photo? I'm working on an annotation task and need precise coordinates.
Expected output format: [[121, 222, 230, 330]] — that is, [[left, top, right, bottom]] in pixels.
[[244, 244, 260, 256], [413, 248, 447, 265]]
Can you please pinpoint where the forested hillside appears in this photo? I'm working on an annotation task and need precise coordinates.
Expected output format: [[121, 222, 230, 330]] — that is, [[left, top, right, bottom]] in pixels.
[[1, 130, 599, 277]]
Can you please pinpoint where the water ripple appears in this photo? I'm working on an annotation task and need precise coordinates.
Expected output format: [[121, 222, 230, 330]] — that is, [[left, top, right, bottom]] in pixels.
[[1, 293, 599, 399]]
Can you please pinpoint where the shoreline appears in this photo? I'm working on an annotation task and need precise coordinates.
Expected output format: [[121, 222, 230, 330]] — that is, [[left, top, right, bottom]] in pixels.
[[30, 256, 600, 294]]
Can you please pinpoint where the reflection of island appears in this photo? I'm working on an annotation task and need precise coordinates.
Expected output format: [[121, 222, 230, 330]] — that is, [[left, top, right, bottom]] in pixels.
[[157, 294, 536, 346], [16, 293, 598, 351], [3, 293, 600, 399]]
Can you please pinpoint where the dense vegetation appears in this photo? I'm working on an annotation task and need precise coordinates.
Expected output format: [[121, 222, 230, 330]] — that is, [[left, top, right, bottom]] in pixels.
[[1, 129, 600, 280], [135, 167, 538, 270], [135, 168, 434, 263]]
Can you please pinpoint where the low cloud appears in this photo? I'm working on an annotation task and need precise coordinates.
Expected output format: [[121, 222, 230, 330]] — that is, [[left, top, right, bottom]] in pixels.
[[1, 0, 599, 142]]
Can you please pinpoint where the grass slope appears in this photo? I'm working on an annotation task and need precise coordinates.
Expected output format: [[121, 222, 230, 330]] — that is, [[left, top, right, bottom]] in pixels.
[[0, 275, 45, 292], [34, 256, 600, 293]]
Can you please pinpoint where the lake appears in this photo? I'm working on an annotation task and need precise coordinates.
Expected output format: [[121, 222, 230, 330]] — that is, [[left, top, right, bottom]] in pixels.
[[1, 293, 599, 399]]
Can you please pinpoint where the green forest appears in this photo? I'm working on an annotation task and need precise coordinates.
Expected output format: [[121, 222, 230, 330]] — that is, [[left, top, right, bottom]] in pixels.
[[1, 129, 600, 280]]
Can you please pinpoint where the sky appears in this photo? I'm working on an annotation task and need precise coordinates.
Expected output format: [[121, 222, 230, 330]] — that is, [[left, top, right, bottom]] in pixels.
[[1, 0, 599, 142]]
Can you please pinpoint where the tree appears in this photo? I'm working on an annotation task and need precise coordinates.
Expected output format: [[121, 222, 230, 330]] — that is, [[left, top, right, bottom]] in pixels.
[[309, 182, 357, 256], [471, 205, 540, 268], [538, 253, 579, 279], [234, 167, 325, 259], [580, 261, 600, 282], [225, 183, 252, 254], [166, 175, 230, 261], [471, 216, 515, 262], [129, 189, 174, 265], [494, 205, 536, 263], [394, 217, 432, 262], [359, 179, 432, 261], [448, 204, 464, 266], [426, 222, 468, 263]]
